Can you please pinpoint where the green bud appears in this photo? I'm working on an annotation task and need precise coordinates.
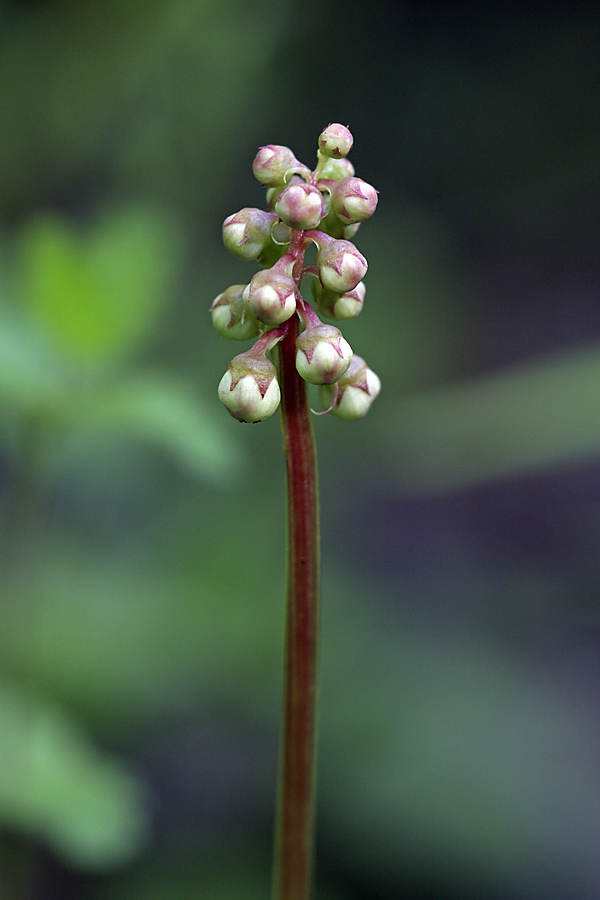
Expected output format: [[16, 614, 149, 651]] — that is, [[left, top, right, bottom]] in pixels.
[[317, 157, 355, 181], [315, 281, 365, 320], [314, 237, 367, 293], [320, 355, 381, 420], [318, 124, 353, 159], [210, 285, 262, 341], [252, 145, 310, 187], [218, 351, 281, 423], [243, 255, 297, 325], [295, 322, 353, 385], [275, 183, 324, 231], [222, 208, 279, 260], [330, 177, 378, 225]]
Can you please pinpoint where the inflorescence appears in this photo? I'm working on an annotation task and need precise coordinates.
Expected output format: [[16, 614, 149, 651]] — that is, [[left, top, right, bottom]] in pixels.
[[212, 124, 381, 423]]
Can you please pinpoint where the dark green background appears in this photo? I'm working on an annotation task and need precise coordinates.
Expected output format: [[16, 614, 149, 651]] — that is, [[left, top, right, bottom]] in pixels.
[[1, 2, 599, 898]]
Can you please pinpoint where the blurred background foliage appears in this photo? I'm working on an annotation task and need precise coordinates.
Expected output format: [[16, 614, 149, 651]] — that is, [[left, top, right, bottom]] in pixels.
[[0, 1, 599, 898]]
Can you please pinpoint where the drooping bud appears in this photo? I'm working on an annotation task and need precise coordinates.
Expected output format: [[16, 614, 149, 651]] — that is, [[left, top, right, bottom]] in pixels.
[[252, 145, 310, 187], [275, 182, 324, 231], [330, 177, 378, 225], [320, 354, 381, 420], [295, 321, 353, 385], [218, 330, 285, 423], [222, 208, 279, 260], [242, 254, 296, 325], [309, 233, 368, 293], [318, 124, 353, 159], [218, 354, 280, 423], [317, 157, 355, 182], [210, 284, 262, 341], [315, 281, 365, 320]]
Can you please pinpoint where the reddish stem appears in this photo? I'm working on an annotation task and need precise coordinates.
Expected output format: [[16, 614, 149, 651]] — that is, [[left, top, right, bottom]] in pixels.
[[273, 239, 320, 900]]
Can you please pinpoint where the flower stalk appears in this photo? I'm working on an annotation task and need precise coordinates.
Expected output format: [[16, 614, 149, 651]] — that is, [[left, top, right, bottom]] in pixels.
[[211, 123, 381, 900], [274, 310, 320, 900]]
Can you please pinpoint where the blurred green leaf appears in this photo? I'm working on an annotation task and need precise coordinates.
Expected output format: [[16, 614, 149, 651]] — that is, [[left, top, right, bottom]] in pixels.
[[0, 304, 68, 422], [18, 208, 179, 363], [387, 343, 600, 491], [0, 682, 148, 869], [79, 372, 243, 483]]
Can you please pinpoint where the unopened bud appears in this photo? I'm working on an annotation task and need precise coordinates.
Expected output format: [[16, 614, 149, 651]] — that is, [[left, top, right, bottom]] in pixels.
[[317, 157, 355, 181], [316, 281, 365, 320], [252, 145, 310, 187], [343, 222, 361, 240], [275, 183, 324, 231], [296, 322, 353, 385], [210, 284, 262, 340], [222, 208, 279, 260], [320, 355, 381, 420], [330, 177, 378, 225], [218, 350, 280, 423], [314, 236, 368, 293], [318, 124, 353, 159], [243, 255, 296, 325]]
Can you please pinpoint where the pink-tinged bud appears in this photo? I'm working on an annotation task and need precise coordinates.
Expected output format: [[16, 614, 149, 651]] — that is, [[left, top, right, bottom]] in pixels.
[[318, 124, 353, 159], [275, 183, 324, 231], [330, 177, 378, 225], [295, 322, 353, 385], [222, 208, 279, 260], [210, 285, 262, 341], [314, 237, 367, 293], [317, 281, 365, 320], [252, 145, 310, 187], [320, 355, 381, 420], [242, 255, 296, 325], [218, 351, 281, 423], [317, 157, 355, 181]]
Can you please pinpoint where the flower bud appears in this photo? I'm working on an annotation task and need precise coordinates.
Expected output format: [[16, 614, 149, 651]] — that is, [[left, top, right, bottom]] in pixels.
[[210, 285, 262, 341], [343, 222, 360, 240], [316, 281, 365, 320], [275, 183, 324, 231], [296, 322, 353, 385], [222, 208, 279, 260], [252, 145, 309, 187], [317, 157, 355, 181], [315, 237, 367, 293], [218, 351, 280, 422], [330, 177, 378, 225], [318, 124, 353, 159], [320, 355, 381, 420], [242, 255, 296, 325]]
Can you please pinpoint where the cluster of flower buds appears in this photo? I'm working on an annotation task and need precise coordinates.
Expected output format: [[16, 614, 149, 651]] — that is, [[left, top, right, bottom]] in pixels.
[[211, 124, 381, 423]]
